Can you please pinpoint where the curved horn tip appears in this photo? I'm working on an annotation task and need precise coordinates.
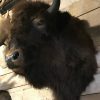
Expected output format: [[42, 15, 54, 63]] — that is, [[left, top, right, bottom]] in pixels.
[[47, 0, 60, 13]]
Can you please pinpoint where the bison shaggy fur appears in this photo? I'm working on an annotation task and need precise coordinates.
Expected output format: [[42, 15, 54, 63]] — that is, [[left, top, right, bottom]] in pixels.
[[2, 1, 97, 100]]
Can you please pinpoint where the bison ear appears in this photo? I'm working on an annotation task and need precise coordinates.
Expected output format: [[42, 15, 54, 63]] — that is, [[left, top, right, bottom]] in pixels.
[[0, 12, 11, 46]]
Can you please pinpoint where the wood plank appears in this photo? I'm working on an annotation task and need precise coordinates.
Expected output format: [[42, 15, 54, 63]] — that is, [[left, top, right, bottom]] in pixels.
[[0, 67, 12, 75], [8, 85, 31, 93], [0, 66, 100, 94], [8, 84, 53, 100], [68, 0, 100, 16], [0, 73, 28, 90], [79, 8, 100, 27], [1, 70, 98, 100], [8, 86, 52, 100], [81, 93, 100, 100], [9, 87, 100, 100], [0, 45, 13, 76], [0, 69, 99, 95], [8, 85, 100, 100], [9, 89, 100, 100], [32, 0, 100, 17], [23, 88, 53, 100], [10, 91, 23, 100], [0, 45, 7, 69]]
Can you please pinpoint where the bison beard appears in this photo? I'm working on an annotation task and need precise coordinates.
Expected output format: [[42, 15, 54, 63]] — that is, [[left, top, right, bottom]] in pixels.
[[1, 0, 97, 100]]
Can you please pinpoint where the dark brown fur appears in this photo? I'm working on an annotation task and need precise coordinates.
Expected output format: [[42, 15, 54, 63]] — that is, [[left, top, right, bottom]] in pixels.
[[0, 90, 12, 100], [3, 1, 97, 100]]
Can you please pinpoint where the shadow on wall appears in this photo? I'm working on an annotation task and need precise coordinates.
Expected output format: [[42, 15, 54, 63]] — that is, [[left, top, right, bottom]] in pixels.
[[87, 25, 100, 51], [80, 21, 100, 68]]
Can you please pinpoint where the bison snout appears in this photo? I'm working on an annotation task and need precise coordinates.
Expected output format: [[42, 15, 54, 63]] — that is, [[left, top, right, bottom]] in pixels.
[[12, 51, 19, 60], [5, 51, 20, 69], [6, 51, 19, 61]]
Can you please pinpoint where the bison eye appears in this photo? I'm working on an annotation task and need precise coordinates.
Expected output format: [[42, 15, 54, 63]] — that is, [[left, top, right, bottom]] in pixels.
[[37, 20, 44, 25], [32, 18, 45, 28]]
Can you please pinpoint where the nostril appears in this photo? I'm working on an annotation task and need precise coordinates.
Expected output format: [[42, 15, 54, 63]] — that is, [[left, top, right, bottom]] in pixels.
[[5, 56, 11, 63], [12, 51, 19, 60], [5, 56, 14, 68]]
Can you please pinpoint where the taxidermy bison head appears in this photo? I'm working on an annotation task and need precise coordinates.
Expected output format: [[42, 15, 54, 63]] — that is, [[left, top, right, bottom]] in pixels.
[[0, 0, 97, 100]]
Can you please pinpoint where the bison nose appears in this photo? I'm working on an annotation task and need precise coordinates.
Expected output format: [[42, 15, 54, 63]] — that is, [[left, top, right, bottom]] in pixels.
[[12, 51, 19, 60], [5, 51, 20, 68], [6, 51, 19, 61]]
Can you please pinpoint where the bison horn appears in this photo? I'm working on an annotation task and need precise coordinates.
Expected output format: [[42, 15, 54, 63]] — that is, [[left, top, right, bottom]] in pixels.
[[47, 0, 60, 13]]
